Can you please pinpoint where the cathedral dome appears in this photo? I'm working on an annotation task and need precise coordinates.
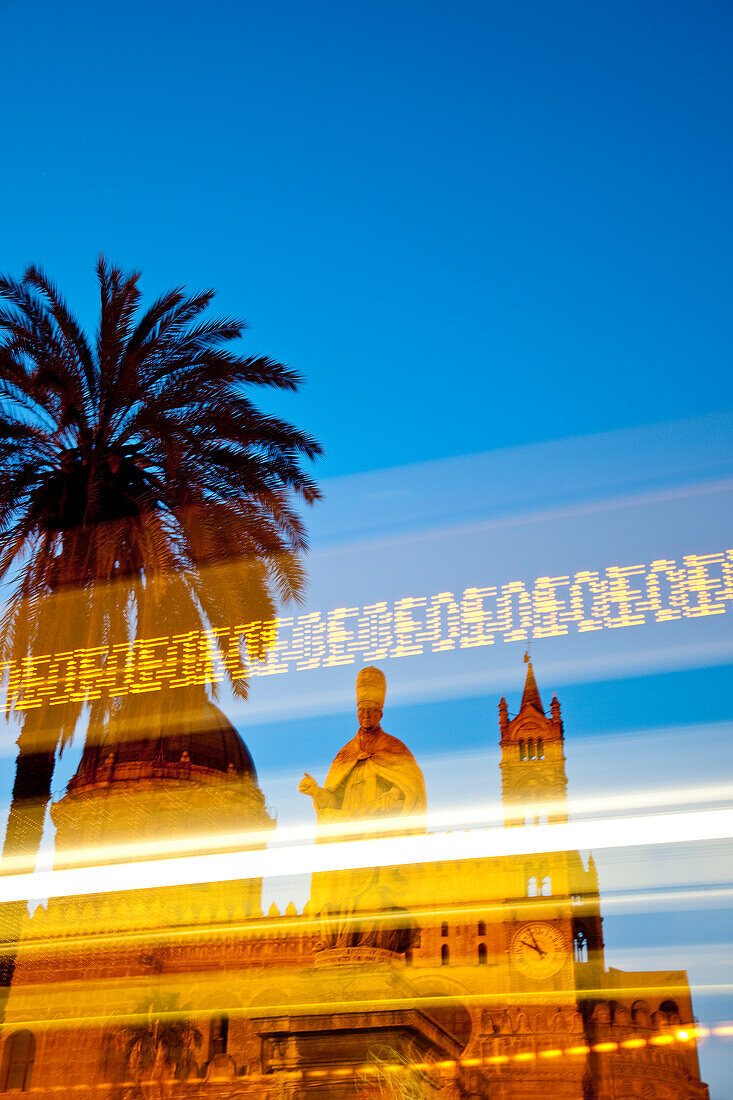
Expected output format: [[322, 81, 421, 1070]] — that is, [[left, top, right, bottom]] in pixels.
[[54, 698, 272, 860], [50, 698, 273, 928], [67, 699, 257, 794]]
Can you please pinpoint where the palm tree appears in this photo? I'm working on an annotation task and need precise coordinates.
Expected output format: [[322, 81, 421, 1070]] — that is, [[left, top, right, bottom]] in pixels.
[[114, 994, 203, 1100], [356, 1045, 434, 1098], [0, 258, 321, 994]]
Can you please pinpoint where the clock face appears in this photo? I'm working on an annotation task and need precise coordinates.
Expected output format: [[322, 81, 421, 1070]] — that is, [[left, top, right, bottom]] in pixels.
[[510, 922, 569, 979]]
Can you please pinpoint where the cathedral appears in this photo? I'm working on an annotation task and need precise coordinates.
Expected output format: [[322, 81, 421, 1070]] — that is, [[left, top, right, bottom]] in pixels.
[[0, 661, 710, 1098]]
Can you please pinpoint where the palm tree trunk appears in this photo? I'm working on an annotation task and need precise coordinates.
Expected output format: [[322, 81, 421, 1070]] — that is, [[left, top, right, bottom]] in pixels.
[[0, 746, 55, 1005]]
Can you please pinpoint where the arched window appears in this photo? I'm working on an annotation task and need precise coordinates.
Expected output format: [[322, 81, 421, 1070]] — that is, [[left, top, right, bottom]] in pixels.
[[631, 1000, 651, 1027], [519, 740, 527, 761], [537, 739, 544, 760], [478, 942, 487, 965], [441, 943, 449, 966], [209, 1014, 229, 1059], [540, 875, 551, 896], [659, 999, 681, 1024], [1, 1030, 35, 1091], [527, 874, 538, 897], [574, 929, 588, 963], [440, 922, 448, 937], [477, 921, 486, 936], [528, 739, 536, 760]]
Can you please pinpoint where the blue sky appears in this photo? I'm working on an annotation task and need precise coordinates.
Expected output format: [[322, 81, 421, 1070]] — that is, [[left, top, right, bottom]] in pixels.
[[2, 0, 732, 476], [1, 1, 732, 1093]]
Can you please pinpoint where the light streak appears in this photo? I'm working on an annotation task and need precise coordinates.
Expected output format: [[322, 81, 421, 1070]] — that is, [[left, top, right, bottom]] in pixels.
[[3, 779, 729, 877], [1, 807, 731, 904], [0, 1019, 728, 1082], [3, 547, 731, 714], [12, 891, 733, 957], [6, 986, 731, 1032]]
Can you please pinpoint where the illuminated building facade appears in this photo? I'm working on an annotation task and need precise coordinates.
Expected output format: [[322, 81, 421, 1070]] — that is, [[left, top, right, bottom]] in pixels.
[[0, 664, 710, 1098]]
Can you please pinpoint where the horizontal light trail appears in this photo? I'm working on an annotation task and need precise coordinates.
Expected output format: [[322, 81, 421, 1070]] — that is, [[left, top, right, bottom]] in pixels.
[[5, 780, 732, 876], [14, 893, 733, 958], [1, 807, 732, 904], [9, 1023, 733, 1090], [4, 985, 733, 1029], [6, 545, 731, 718]]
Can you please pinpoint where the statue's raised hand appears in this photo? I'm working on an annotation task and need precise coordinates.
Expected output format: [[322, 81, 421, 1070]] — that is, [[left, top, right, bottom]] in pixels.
[[299, 772, 320, 799]]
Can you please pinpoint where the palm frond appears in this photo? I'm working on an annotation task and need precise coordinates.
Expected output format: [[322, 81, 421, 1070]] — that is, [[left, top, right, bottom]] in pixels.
[[0, 257, 320, 758]]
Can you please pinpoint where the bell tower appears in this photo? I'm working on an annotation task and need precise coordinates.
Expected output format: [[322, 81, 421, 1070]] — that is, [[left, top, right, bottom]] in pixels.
[[499, 653, 569, 828], [499, 656, 607, 993]]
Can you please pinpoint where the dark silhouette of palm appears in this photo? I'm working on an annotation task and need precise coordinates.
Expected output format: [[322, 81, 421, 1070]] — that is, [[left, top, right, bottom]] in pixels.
[[0, 259, 321, 992], [109, 994, 203, 1099]]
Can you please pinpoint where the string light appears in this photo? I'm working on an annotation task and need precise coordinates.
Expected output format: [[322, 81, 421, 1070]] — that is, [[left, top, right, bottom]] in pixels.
[[4, 1021, 730, 1090], [4, 548, 731, 713]]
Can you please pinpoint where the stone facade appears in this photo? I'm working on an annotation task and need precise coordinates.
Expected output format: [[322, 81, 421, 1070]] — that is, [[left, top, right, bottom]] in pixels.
[[0, 669, 710, 1098]]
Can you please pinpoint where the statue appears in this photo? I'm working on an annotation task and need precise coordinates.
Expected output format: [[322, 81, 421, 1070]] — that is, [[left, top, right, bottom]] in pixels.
[[299, 667, 426, 954]]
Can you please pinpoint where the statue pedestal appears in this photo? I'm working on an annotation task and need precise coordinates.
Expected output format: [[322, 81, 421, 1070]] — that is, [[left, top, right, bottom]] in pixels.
[[251, 955, 461, 1097]]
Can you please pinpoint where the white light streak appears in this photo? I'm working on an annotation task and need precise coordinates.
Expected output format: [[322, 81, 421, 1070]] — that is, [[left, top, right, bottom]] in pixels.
[[3, 780, 730, 877], [0, 807, 731, 905]]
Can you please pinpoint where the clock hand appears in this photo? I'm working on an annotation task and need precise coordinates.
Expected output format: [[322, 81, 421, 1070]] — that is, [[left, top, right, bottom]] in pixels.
[[519, 939, 546, 957], [527, 930, 547, 957]]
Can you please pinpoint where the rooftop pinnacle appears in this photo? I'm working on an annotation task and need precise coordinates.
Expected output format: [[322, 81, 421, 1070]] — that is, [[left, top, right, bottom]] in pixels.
[[520, 653, 544, 712]]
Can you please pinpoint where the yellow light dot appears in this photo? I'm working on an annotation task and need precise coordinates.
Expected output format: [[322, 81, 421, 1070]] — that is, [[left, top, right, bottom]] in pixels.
[[592, 1042, 618, 1053]]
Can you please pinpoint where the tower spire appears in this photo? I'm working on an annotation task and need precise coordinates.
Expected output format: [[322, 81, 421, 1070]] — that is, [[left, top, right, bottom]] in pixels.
[[520, 651, 544, 712]]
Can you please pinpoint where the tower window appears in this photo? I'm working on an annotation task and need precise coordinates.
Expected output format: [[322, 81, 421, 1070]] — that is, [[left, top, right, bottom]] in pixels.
[[441, 943, 449, 966], [1, 1030, 35, 1091], [537, 739, 544, 759], [527, 874, 538, 897], [528, 739, 536, 760], [478, 942, 487, 965], [519, 740, 527, 761], [477, 921, 486, 936], [440, 922, 448, 937], [540, 875, 551, 896], [574, 929, 588, 963]]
